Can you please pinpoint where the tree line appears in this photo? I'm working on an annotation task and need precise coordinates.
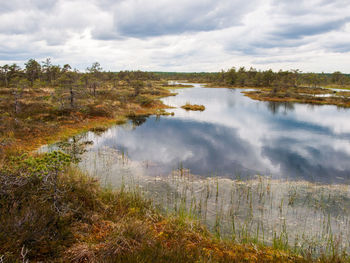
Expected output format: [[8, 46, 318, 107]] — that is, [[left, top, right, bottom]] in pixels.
[[215, 67, 350, 88], [156, 68, 350, 88], [1, 59, 349, 94], [0, 59, 160, 89], [0, 59, 161, 112]]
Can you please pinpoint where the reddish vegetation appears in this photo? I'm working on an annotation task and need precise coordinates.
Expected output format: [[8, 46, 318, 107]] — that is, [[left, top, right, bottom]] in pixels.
[[181, 103, 206, 111], [243, 87, 350, 107]]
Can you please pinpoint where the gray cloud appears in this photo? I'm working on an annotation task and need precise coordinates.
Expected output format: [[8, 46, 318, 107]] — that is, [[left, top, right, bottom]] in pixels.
[[327, 43, 350, 53], [272, 19, 348, 39], [0, 0, 56, 14], [0, 0, 350, 72], [91, 0, 258, 39]]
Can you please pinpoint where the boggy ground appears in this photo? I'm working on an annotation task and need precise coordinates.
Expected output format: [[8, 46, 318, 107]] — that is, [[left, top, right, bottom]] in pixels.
[[162, 82, 194, 89], [243, 87, 350, 107], [181, 103, 206, 111], [0, 80, 175, 159], [0, 154, 315, 263], [0, 81, 348, 262], [206, 83, 350, 108]]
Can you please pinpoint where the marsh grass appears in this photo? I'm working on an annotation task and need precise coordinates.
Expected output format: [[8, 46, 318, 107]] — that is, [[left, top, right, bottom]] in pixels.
[[0, 152, 309, 263], [36, 131, 350, 262], [84, 147, 350, 261], [147, 171, 350, 260]]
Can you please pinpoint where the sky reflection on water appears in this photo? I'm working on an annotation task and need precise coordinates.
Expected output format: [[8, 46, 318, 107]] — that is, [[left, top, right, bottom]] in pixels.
[[84, 84, 350, 184]]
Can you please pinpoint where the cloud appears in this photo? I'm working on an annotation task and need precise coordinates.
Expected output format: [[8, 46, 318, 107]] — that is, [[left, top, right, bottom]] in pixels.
[[91, 0, 258, 39], [80, 85, 350, 183], [0, 0, 56, 14], [0, 0, 350, 72], [89, 117, 264, 178], [261, 139, 350, 183], [272, 19, 348, 40]]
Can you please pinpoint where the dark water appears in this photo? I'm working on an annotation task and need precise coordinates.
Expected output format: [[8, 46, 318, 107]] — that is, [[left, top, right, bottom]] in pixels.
[[71, 84, 350, 184]]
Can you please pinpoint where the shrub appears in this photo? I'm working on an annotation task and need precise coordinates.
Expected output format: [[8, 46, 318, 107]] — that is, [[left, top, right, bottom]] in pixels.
[[85, 104, 113, 117], [135, 95, 153, 106]]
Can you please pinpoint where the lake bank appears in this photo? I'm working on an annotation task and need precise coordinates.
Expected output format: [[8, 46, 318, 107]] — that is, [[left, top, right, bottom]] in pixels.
[[2, 155, 309, 262], [207, 83, 350, 108], [0, 80, 176, 159], [2, 81, 350, 262]]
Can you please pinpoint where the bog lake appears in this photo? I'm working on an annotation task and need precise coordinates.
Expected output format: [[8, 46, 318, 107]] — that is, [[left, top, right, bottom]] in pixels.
[[41, 83, 350, 256]]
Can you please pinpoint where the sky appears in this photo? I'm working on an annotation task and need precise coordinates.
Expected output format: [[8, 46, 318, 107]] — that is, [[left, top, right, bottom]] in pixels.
[[1, 0, 350, 72]]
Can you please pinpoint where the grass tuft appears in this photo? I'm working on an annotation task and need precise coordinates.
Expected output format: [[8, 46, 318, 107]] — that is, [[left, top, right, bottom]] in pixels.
[[181, 103, 206, 111]]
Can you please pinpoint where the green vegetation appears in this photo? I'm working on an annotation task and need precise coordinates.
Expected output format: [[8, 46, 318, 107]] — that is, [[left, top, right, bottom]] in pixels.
[[181, 103, 206, 111], [1, 59, 350, 262], [158, 67, 350, 107], [162, 84, 194, 89], [161, 81, 194, 89], [0, 59, 175, 156], [157, 68, 350, 89], [1, 151, 309, 262], [242, 87, 350, 107], [154, 72, 217, 83]]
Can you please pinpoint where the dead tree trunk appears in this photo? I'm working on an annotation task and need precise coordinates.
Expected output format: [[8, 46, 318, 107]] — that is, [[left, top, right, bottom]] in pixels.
[[70, 86, 74, 108]]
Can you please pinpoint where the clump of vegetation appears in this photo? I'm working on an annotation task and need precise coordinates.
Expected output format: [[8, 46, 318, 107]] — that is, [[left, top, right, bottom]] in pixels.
[[162, 83, 194, 89], [89, 126, 108, 134], [243, 87, 350, 107], [181, 103, 205, 111], [155, 109, 175, 116]]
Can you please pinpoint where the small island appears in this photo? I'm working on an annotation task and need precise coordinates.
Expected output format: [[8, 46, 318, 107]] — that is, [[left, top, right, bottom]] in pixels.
[[162, 83, 194, 89], [181, 103, 205, 111]]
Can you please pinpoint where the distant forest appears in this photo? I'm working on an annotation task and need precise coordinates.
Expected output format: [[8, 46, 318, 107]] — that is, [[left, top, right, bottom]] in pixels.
[[156, 68, 350, 88], [1, 59, 349, 90]]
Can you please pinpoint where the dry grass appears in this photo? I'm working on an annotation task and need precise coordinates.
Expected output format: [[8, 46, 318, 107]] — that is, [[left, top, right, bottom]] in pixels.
[[0, 157, 311, 263], [181, 103, 206, 111], [0, 81, 175, 158], [162, 84, 194, 90], [242, 87, 350, 107]]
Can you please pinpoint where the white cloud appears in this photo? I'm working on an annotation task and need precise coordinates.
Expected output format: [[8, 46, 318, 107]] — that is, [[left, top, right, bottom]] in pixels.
[[0, 0, 350, 72]]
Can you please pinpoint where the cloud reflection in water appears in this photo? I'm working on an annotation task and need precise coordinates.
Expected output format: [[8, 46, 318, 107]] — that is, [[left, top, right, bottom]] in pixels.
[[85, 85, 350, 184]]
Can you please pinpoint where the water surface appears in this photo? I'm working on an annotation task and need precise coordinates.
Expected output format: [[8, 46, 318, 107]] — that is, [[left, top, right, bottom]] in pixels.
[[79, 83, 350, 184], [43, 83, 350, 254]]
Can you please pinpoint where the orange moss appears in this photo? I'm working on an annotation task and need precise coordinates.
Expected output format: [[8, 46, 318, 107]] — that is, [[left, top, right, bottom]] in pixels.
[[0, 82, 176, 159], [243, 91, 350, 107], [181, 103, 206, 111]]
